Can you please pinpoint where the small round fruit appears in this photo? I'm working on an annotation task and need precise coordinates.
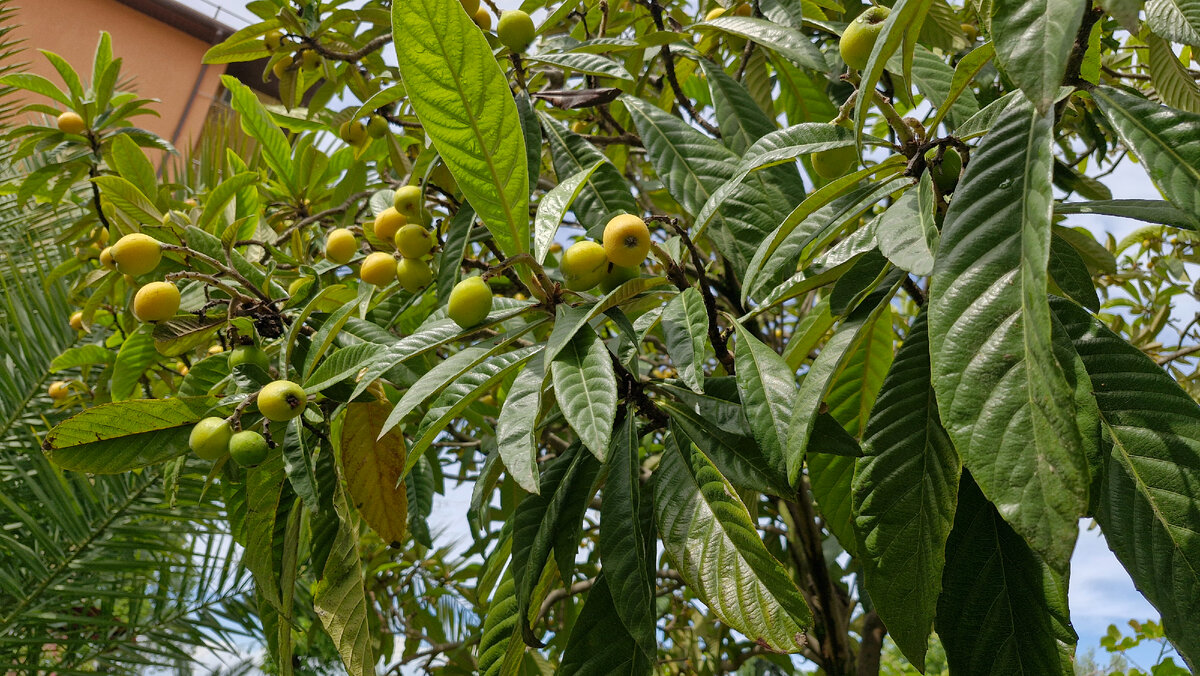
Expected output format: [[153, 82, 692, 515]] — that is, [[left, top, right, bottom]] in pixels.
[[48, 381, 70, 400], [133, 281, 180, 323], [360, 251, 397, 286], [811, 145, 857, 179], [90, 227, 110, 246], [570, 120, 588, 134], [339, 119, 367, 146], [732, 3, 752, 15], [602, 214, 651, 267], [925, 146, 963, 194], [229, 430, 270, 467], [448, 277, 494, 329], [374, 207, 407, 241], [110, 233, 162, 276], [258, 380, 307, 421], [69, 311, 84, 331], [473, 7, 492, 29], [704, 6, 726, 20], [561, 240, 609, 291], [549, 242, 562, 254], [177, 363, 189, 375], [57, 111, 85, 134], [229, 344, 271, 372], [840, 5, 890, 71], [208, 344, 225, 356], [367, 114, 389, 138], [189, 417, 232, 461], [263, 29, 284, 51], [395, 224, 434, 258], [497, 10, 535, 51], [392, 185, 423, 220], [272, 54, 293, 79], [460, 0, 480, 16], [99, 246, 116, 270], [961, 22, 979, 42], [599, 264, 639, 293], [300, 48, 321, 71], [325, 228, 357, 264], [396, 257, 433, 292]]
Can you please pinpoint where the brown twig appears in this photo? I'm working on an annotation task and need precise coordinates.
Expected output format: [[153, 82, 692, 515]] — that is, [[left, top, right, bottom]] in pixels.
[[662, 218, 735, 374], [271, 189, 375, 246], [644, 0, 721, 137], [296, 34, 391, 63]]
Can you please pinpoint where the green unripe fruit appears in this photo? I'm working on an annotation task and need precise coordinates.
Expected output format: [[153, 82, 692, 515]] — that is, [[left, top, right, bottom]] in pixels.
[[263, 29, 284, 51], [300, 49, 321, 71], [392, 185, 423, 221], [497, 10, 536, 52], [448, 277, 494, 329], [367, 114, 389, 138], [257, 380, 307, 421], [190, 417, 232, 461], [925, 146, 963, 194], [599, 264, 640, 293], [339, 119, 367, 146], [396, 257, 433, 292], [229, 345, 271, 372], [395, 224, 434, 258], [561, 241, 609, 291], [840, 6, 890, 71], [229, 430, 270, 466]]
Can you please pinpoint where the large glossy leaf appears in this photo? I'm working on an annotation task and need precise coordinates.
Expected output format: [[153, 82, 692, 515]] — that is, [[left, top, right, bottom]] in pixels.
[[244, 454, 288, 611], [1147, 34, 1200, 114], [655, 434, 811, 652], [313, 483, 376, 676], [927, 42, 996, 132], [990, 0, 1085, 114], [110, 324, 158, 402], [854, 0, 932, 144], [598, 411, 656, 660], [694, 16, 825, 70], [662, 402, 792, 498], [340, 403, 408, 546], [43, 397, 217, 473], [876, 173, 936, 275], [1055, 198, 1200, 230], [623, 97, 793, 275], [936, 473, 1077, 675], [1094, 86, 1200, 215], [477, 575, 524, 676], [512, 444, 600, 645], [496, 353, 547, 494], [540, 114, 638, 237], [221, 76, 294, 191], [1146, 0, 1200, 46], [851, 312, 960, 670], [534, 161, 603, 263], [911, 45, 980, 129], [392, 0, 528, 256], [550, 326, 617, 461], [558, 575, 653, 675], [786, 279, 899, 483], [660, 287, 709, 393], [1052, 297, 1200, 669], [927, 97, 1089, 573], [732, 321, 794, 473]]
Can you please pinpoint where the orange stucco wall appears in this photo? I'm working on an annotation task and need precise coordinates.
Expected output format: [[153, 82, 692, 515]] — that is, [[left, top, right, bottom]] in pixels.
[[10, 0, 226, 152]]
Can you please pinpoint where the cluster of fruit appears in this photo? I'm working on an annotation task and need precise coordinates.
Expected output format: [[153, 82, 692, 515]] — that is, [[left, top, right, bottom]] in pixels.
[[324, 185, 440, 293], [262, 29, 324, 80], [561, 214, 651, 292], [460, 0, 535, 53], [188, 377, 307, 467]]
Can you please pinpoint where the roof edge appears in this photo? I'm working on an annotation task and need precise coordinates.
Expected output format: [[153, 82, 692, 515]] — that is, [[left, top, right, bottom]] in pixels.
[[112, 0, 234, 44]]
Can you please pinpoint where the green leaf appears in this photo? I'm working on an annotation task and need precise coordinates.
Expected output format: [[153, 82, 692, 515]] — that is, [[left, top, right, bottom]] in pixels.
[[990, 0, 1085, 114], [108, 134, 159, 201], [854, 0, 933, 145], [243, 453, 288, 611], [512, 444, 600, 646], [91, 175, 163, 225], [110, 324, 158, 401], [928, 97, 1089, 574], [928, 42, 996, 132], [313, 482, 376, 676], [851, 311, 960, 670], [598, 411, 656, 660], [661, 288, 709, 393], [1095, 87, 1200, 216], [497, 353, 547, 494], [550, 326, 617, 461], [1056, 198, 1200, 230], [731, 321, 794, 473], [221, 76, 295, 191], [911, 45, 980, 130], [340, 402, 408, 546], [661, 401, 792, 498], [876, 173, 936, 275], [531, 53, 634, 82], [1048, 232, 1100, 311], [0, 73, 73, 108], [786, 278, 899, 483], [936, 473, 1077, 675], [50, 345, 115, 371], [39, 50, 84, 103], [540, 114, 639, 238], [654, 433, 811, 652], [534, 161, 604, 264], [198, 172, 259, 234], [694, 17, 825, 70], [544, 277, 670, 365], [281, 419, 319, 513], [1146, 0, 1200, 46], [477, 575, 524, 676], [392, 0, 529, 256], [303, 343, 387, 394], [559, 575, 653, 675], [624, 96, 794, 274], [1147, 34, 1200, 114], [43, 396, 217, 473], [1051, 297, 1200, 669], [436, 203, 476, 304]]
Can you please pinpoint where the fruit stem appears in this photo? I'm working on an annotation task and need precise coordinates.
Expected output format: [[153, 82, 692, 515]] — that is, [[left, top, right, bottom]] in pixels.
[[643, 0, 722, 138], [161, 244, 275, 306], [227, 392, 259, 432], [482, 252, 552, 302], [658, 217, 736, 375], [164, 271, 252, 303], [871, 91, 915, 148]]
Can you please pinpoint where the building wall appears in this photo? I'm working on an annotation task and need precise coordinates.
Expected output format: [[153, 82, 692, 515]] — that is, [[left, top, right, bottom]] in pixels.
[[10, 0, 226, 152]]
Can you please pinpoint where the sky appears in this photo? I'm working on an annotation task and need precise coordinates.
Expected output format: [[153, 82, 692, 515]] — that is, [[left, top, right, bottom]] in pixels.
[[186, 0, 1181, 671]]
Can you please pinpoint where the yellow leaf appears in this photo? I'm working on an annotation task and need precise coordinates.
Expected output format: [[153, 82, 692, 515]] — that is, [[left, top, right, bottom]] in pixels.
[[340, 402, 408, 545]]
